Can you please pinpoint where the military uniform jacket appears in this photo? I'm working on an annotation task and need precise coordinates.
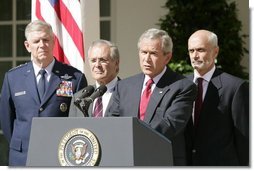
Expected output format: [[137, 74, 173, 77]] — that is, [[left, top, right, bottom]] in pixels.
[[0, 60, 87, 166]]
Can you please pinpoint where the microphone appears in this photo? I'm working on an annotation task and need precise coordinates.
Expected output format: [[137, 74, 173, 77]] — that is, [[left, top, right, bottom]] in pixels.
[[74, 85, 95, 104], [83, 85, 107, 105]]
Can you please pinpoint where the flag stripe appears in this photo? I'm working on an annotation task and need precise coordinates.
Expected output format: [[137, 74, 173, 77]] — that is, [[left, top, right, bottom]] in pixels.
[[50, 0, 84, 58], [35, 0, 70, 65], [62, 0, 82, 30], [32, 0, 85, 73]]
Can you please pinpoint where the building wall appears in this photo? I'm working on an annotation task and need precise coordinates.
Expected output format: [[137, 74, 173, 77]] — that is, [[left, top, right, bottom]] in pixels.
[[235, 0, 249, 73], [112, 0, 249, 79], [112, 0, 167, 79]]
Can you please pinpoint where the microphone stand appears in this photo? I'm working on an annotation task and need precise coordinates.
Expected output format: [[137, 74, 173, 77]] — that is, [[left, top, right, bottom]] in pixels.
[[80, 99, 93, 117], [74, 100, 89, 117]]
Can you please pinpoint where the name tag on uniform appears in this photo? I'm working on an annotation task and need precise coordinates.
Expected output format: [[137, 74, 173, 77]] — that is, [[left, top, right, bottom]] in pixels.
[[56, 81, 73, 97], [15, 91, 26, 97]]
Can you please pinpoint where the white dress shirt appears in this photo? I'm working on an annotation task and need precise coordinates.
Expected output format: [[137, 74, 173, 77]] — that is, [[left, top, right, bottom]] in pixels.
[[141, 66, 167, 95], [33, 59, 55, 90], [93, 77, 118, 117]]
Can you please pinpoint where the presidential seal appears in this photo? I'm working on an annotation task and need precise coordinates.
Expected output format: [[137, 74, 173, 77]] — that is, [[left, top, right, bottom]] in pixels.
[[58, 128, 100, 166]]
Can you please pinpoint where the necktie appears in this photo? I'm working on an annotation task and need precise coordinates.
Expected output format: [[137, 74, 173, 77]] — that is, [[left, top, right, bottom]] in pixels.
[[93, 97, 103, 117], [139, 79, 154, 120], [194, 78, 203, 126], [38, 69, 46, 101]]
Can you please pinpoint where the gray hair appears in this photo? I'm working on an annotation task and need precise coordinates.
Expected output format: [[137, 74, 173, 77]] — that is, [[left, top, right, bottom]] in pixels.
[[137, 28, 173, 54], [88, 39, 120, 61], [207, 31, 218, 48], [25, 20, 54, 40]]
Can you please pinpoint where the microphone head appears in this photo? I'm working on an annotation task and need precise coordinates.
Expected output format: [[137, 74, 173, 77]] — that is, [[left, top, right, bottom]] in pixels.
[[74, 85, 95, 103], [85, 85, 107, 102], [82, 85, 95, 96], [96, 85, 107, 96]]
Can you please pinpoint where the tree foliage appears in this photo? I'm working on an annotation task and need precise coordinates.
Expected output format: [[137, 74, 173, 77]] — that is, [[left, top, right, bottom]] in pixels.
[[159, 0, 248, 79]]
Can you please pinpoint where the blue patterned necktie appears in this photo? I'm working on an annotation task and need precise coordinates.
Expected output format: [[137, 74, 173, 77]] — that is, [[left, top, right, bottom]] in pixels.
[[38, 69, 46, 101]]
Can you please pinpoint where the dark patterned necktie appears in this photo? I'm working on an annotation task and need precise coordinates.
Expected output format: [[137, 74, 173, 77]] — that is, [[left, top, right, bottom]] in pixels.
[[139, 79, 154, 120], [38, 69, 46, 101], [93, 97, 103, 117], [194, 78, 203, 126]]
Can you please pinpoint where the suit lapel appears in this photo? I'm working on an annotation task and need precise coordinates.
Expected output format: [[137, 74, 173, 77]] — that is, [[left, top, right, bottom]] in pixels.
[[134, 75, 146, 118], [196, 69, 223, 126], [41, 61, 62, 105], [104, 96, 113, 117], [25, 63, 40, 103], [143, 67, 176, 123], [210, 69, 222, 91], [203, 69, 223, 104], [104, 78, 121, 117], [144, 86, 170, 123]]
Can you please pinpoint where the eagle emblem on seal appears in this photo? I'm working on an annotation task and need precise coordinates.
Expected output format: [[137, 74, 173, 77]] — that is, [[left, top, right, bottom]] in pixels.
[[58, 128, 100, 166], [70, 140, 90, 164]]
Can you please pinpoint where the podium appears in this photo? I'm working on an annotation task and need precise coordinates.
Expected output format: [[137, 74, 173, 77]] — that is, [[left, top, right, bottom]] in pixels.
[[27, 117, 173, 166]]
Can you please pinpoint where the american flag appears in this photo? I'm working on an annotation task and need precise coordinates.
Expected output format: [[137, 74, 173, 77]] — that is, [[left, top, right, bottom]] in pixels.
[[31, 0, 85, 73]]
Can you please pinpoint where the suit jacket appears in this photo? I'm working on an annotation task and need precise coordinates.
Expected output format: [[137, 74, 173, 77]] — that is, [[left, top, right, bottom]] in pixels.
[[107, 67, 197, 166], [185, 68, 249, 166], [68, 77, 120, 117], [0, 60, 87, 166]]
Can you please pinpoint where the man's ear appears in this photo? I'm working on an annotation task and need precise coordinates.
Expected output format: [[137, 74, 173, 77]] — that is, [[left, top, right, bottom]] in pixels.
[[24, 41, 31, 53], [165, 52, 172, 64], [214, 46, 219, 59]]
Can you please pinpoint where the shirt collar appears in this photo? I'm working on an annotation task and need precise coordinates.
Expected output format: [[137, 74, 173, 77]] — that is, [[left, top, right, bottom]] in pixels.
[[194, 65, 216, 83], [95, 76, 118, 92], [144, 66, 167, 85], [33, 58, 55, 76]]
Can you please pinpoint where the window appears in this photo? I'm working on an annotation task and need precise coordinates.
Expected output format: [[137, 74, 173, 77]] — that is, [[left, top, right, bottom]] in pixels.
[[0, 0, 112, 91], [100, 0, 111, 41], [0, 0, 31, 90], [0, 0, 113, 165]]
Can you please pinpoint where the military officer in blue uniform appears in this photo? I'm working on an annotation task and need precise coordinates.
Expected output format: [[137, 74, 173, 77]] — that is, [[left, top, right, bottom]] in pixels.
[[0, 20, 87, 166]]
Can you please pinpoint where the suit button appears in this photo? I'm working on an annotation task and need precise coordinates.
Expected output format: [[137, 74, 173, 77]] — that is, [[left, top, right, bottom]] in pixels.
[[39, 107, 44, 112], [192, 149, 196, 153]]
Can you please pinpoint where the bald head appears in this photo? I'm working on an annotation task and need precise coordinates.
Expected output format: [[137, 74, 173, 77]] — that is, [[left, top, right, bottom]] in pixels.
[[188, 30, 218, 48], [188, 30, 219, 76]]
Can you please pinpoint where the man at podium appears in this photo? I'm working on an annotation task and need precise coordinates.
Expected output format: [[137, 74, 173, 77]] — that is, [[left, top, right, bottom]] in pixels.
[[107, 28, 197, 166]]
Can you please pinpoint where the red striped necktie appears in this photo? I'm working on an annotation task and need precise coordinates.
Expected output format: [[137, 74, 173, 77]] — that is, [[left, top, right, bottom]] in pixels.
[[139, 79, 154, 120], [93, 97, 103, 117]]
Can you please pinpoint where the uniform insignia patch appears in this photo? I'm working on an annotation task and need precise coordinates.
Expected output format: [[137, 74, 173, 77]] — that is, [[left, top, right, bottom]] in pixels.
[[56, 81, 73, 97], [61, 74, 73, 80], [60, 103, 68, 112], [15, 91, 26, 96]]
